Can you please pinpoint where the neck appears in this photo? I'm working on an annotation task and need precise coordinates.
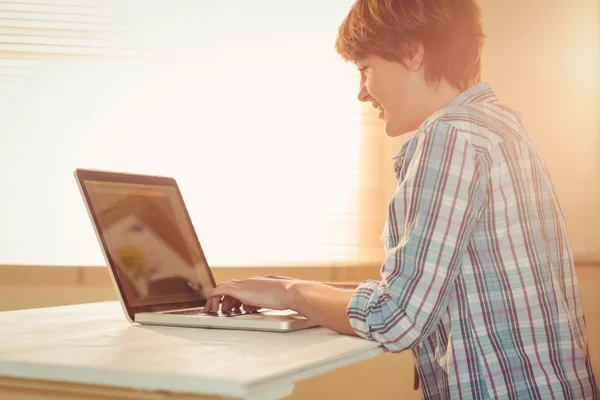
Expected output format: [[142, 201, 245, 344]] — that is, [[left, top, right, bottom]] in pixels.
[[404, 79, 463, 134], [426, 79, 463, 117]]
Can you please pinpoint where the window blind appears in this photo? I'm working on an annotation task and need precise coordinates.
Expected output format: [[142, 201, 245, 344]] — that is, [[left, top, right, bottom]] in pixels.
[[0, 0, 389, 268]]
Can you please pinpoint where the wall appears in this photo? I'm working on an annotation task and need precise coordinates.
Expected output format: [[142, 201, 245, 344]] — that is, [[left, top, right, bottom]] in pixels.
[[381, 0, 600, 261]]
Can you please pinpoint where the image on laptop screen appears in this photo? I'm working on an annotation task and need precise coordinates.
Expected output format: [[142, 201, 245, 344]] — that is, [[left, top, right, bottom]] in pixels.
[[83, 180, 213, 307]]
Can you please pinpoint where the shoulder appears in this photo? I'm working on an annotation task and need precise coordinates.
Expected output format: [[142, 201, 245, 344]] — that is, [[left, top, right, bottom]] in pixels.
[[418, 102, 525, 155]]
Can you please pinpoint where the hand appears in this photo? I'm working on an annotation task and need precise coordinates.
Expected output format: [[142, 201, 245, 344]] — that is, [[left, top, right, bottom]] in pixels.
[[204, 276, 296, 313]]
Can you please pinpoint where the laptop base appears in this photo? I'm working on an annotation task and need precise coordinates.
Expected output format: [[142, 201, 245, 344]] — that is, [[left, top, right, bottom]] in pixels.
[[135, 309, 318, 332]]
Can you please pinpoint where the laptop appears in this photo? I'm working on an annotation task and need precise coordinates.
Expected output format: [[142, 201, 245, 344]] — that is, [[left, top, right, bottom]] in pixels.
[[75, 168, 317, 332]]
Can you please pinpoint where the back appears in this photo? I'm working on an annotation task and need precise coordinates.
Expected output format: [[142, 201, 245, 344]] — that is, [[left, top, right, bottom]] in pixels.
[[378, 83, 600, 398], [438, 95, 598, 397]]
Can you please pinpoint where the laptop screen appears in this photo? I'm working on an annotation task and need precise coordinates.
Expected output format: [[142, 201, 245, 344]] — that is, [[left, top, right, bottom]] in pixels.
[[83, 179, 214, 308]]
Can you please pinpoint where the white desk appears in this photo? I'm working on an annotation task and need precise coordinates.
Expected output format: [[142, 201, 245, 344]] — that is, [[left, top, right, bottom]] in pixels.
[[0, 302, 385, 399]]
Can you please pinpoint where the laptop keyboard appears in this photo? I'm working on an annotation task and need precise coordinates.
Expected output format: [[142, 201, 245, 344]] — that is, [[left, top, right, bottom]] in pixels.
[[165, 308, 259, 318]]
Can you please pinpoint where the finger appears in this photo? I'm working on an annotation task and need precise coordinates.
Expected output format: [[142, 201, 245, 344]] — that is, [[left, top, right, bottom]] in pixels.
[[203, 295, 220, 313], [205, 284, 241, 313], [230, 298, 242, 311], [205, 288, 226, 312], [242, 304, 261, 312], [221, 295, 240, 312], [220, 295, 232, 312], [213, 297, 222, 313]]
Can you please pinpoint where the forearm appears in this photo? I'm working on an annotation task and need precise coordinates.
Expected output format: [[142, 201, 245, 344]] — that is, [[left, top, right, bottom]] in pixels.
[[286, 280, 357, 336], [322, 282, 360, 290]]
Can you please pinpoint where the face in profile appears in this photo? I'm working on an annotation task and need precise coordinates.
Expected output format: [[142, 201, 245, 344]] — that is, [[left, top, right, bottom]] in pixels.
[[355, 51, 432, 137]]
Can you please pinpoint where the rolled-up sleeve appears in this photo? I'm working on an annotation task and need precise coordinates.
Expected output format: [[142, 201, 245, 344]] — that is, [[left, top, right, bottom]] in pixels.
[[347, 120, 486, 352]]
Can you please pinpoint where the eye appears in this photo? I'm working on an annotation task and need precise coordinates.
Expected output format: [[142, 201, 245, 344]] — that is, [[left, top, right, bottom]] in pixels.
[[357, 66, 368, 80]]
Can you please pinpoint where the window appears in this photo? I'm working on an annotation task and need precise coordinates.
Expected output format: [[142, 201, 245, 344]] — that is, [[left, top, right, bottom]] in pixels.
[[0, 0, 386, 267]]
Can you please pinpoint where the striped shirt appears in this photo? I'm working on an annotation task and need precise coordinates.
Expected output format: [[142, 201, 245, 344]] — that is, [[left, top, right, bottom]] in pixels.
[[347, 83, 599, 399]]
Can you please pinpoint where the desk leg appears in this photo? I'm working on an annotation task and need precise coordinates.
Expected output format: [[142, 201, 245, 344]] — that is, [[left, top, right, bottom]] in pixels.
[[0, 377, 232, 400]]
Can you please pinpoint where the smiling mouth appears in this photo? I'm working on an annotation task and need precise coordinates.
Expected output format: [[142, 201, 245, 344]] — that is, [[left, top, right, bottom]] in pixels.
[[371, 103, 384, 119]]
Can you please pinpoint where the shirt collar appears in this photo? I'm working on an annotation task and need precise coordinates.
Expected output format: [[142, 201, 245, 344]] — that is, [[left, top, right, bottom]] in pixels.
[[392, 82, 497, 161], [392, 135, 413, 162], [447, 82, 497, 107]]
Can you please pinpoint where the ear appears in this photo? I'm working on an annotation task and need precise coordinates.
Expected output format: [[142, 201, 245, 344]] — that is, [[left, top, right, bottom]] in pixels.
[[405, 41, 424, 71]]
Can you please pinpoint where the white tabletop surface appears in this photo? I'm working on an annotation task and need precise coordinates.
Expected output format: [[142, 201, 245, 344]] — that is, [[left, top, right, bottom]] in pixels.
[[0, 302, 385, 399]]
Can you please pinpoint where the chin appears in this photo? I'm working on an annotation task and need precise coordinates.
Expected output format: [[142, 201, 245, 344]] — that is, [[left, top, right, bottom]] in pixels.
[[384, 120, 412, 137]]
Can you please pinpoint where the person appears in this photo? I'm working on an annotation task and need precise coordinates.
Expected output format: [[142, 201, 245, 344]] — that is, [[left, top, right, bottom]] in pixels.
[[204, 0, 599, 398]]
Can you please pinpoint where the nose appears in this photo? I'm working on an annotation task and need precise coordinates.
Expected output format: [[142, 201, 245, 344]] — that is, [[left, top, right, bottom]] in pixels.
[[357, 82, 370, 103]]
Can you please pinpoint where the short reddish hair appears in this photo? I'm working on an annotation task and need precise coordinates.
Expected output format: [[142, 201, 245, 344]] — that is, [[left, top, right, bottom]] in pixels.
[[335, 0, 485, 91]]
